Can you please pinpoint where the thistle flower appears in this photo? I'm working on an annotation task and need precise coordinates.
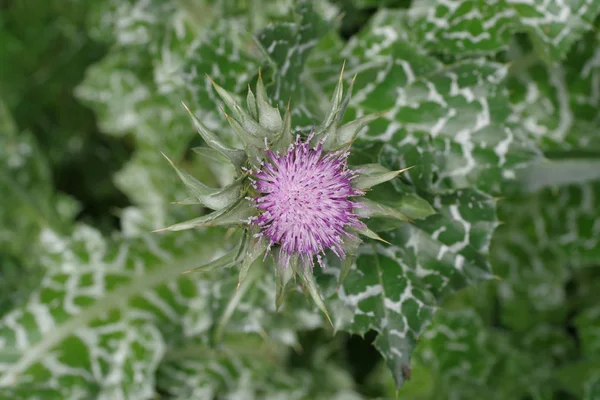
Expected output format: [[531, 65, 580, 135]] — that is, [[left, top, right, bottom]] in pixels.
[[157, 66, 410, 318], [249, 132, 366, 271]]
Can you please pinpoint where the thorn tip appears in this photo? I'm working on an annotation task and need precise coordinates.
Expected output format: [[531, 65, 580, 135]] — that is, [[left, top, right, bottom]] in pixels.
[[396, 165, 415, 174]]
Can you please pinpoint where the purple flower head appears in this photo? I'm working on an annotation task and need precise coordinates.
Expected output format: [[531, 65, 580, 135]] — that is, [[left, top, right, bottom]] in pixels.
[[162, 69, 413, 317], [249, 134, 366, 269]]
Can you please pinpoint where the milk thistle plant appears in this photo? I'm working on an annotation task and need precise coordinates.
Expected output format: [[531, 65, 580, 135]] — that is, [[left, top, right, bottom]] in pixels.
[[158, 67, 409, 318], [5, 0, 600, 397]]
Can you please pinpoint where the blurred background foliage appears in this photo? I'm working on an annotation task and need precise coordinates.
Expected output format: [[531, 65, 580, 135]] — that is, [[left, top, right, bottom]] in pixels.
[[1, 0, 599, 399]]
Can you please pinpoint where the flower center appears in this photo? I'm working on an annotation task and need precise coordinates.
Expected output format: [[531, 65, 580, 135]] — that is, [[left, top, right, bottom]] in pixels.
[[282, 187, 304, 210], [250, 137, 364, 266]]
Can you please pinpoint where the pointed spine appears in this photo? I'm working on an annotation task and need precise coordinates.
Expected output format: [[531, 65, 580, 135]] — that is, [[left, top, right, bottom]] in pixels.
[[298, 264, 333, 327], [353, 165, 413, 190], [153, 199, 256, 232], [314, 62, 346, 144]]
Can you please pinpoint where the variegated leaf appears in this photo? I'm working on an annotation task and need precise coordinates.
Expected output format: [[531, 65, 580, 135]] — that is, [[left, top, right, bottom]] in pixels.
[[321, 189, 498, 387], [409, 0, 600, 61], [307, 9, 541, 196]]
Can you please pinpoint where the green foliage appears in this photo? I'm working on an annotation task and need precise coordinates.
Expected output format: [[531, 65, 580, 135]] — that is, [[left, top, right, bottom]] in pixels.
[[409, 0, 600, 61], [1, 0, 600, 398]]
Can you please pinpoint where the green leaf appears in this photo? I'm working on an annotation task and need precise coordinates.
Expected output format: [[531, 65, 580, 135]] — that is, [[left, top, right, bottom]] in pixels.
[[0, 121, 56, 255], [507, 30, 600, 151], [275, 255, 296, 311], [158, 346, 305, 399], [490, 181, 600, 334], [557, 360, 600, 399], [0, 101, 79, 316], [333, 248, 437, 387], [181, 19, 262, 134], [352, 0, 410, 7], [496, 181, 600, 270], [0, 226, 224, 396], [256, 0, 332, 126], [327, 188, 498, 388], [411, 309, 496, 393], [404, 301, 569, 399], [157, 333, 363, 399], [585, 377, 600, 400], [575, 306, 600, 356], [409, 0, 600, 61], [76, 6, 263, 227], [517, 157, 600, 191], [0, 221, 326, 397], [308, 9, 541, 196], [354, 225, 389, 244], [87, 0, 179, 47], [75, 50, 198, 227], [212, 262, 261, 343]]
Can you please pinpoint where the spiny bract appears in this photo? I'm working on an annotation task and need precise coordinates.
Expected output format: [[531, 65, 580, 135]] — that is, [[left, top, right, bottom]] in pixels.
[[157, 67, 410, 319]]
